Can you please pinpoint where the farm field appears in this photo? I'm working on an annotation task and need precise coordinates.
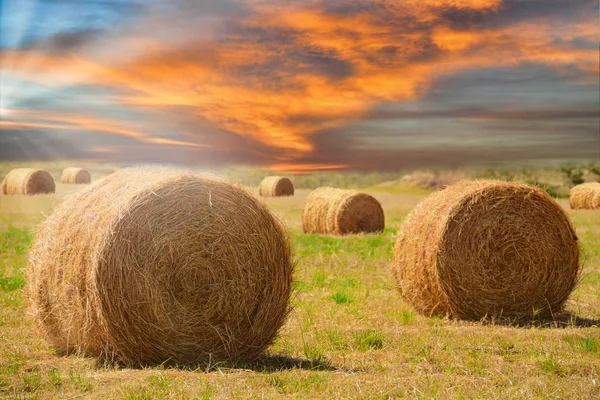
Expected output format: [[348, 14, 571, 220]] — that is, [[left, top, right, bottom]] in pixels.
[[1, 164, 599, 399]]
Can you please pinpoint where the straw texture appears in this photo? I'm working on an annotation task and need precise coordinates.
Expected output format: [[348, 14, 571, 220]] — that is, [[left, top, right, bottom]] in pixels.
[[302, 187, 384, 235], [28, 169, 293, 366], [259, 176, 294, 197], [569, 183, 600, 209], [61, 167, 91, 184], [391, 180, 580, 320], [1, 168, 55, 195]]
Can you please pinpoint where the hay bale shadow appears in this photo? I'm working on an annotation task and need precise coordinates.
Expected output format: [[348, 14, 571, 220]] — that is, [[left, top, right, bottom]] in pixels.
[[204, 355, 338, 373], [483, 313, 599, 329], [97, 354, 337, 372]]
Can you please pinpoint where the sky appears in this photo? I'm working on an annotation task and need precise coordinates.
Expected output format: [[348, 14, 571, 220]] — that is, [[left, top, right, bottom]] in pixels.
[[0, 0, 598, 173]]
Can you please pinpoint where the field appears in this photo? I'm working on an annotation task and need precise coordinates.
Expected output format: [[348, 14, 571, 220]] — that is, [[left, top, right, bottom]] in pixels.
[[1, 163, 599, 399]]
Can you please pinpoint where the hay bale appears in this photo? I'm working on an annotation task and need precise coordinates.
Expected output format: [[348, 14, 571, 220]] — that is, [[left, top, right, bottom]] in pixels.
[[27, 169, 293, 366], [1, 168, 55, 195], [61, 167, 91, 184], [569, 182, 600, 209], [302, 187, 384, 235], [391, 180, 580, 320], [593, 190, 600, 210], [258, 176, 294, 197]]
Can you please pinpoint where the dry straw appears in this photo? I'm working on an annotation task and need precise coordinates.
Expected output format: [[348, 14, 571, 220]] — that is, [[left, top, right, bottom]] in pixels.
[[302, 187, 385, 235], [1, 168, 55, 195], [28, 169, 293, 366], [259, 176, 294, 197], [569, 182, 600, 209], [391, 180, 580, 320], [61, 167, 91, 184]]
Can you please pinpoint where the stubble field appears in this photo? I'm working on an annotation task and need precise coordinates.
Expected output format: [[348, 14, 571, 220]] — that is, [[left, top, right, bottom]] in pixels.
[[0, 164, 599, 399]]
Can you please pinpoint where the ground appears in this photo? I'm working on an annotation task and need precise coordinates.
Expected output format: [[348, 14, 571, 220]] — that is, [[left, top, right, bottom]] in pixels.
[[0, 163, 599, 399]]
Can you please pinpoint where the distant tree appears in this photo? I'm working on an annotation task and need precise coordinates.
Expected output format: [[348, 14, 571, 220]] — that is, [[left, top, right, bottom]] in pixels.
[[560, 165, 585, 186], [590, 166, 600, 181]]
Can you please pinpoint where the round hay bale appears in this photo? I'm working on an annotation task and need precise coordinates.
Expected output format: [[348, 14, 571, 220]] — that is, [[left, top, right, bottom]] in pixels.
[[1, 168, 55, 195], [302, 187, 385, 235], [27, 169, 293, 366], [391, 180, 580, 320], [569, 183, 600, 209], [61, 167, 91, 184], [258, 176, 294, 197], [593, 190, 600, 209]]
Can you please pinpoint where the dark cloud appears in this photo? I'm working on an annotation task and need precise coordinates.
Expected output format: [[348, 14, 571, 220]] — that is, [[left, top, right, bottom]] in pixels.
[[23, 28, 106, 53], [229, 48, 355, 83], [320, 1, 378, 16], [366, 107, 600, 121], [438, 0, 597, 31], [297, 130, 599, 171], [0, 130, 85, 160], [0, 126, 274, 166], [421, 65, 598, 107]]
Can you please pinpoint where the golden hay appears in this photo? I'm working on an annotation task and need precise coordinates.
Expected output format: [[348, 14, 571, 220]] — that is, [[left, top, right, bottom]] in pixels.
[[258, 176, 294, 197], [27, 169, 293, 366], [61, 167, 91, 184], [391, 180, 580, 320], [1, 168, 55, 195], [302, 187, 384, 235], [569, 182, 600, 209]]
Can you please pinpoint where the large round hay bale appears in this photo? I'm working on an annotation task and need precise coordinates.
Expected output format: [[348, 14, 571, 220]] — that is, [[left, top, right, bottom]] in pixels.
[[302, 187, 385, 235], [391, 180, 580, 320], [569, 183, 600, 209], [1, 168, 55, 195], [27, 169, 293, 366], [61, 167, 91, 184], [258, 176, 294, 197]]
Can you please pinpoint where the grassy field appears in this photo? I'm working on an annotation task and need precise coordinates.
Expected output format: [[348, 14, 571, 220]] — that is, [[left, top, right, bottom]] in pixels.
[[1, 164, 599, 399]]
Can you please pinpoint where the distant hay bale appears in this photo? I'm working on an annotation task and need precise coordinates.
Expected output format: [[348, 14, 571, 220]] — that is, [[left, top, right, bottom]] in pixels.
[[1, 168, 55, 195], [61, 167, 91, 184], [302, 187, 385, 235], [259, 176, 294, 197], [27, 169, 293, 366], [569, 183, 600, 209], [391, 180, 580, 320]]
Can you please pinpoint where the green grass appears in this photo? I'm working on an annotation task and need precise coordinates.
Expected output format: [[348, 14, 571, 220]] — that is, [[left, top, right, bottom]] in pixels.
[[330, 291, 354, 304], [353, 330, 386, 351], [0, 163, 599, 399], [47, 368, 62, 388], [0, 276, 25, 291], [295, 230, 396, 259], [562, 335, 600, 354]]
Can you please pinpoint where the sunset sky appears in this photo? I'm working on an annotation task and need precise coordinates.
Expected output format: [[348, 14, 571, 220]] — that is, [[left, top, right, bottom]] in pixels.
[[1, 0, 598, 172]]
